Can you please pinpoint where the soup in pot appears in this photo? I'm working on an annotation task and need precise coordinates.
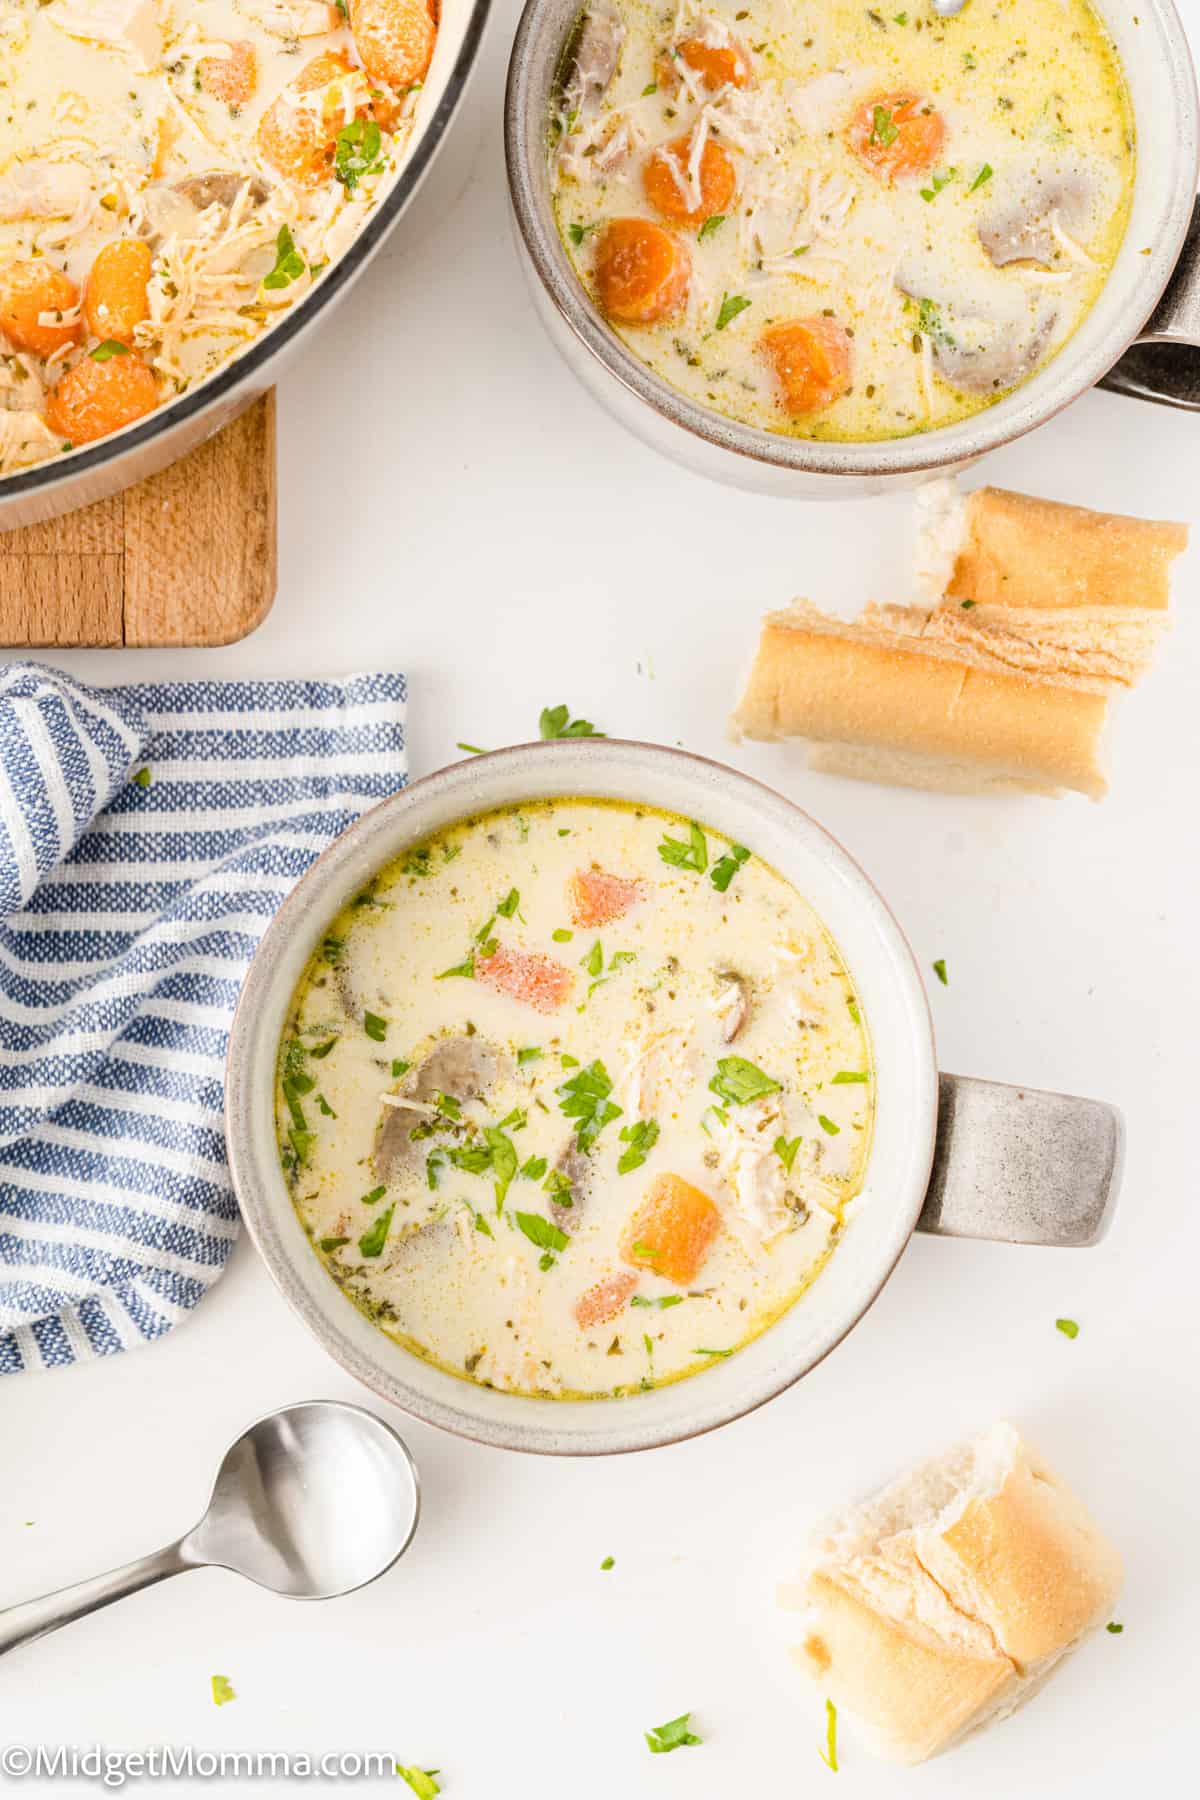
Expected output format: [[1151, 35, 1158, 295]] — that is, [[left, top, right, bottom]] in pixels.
[[276, 799, 873, 1399], [549, 0, 1134, 442]]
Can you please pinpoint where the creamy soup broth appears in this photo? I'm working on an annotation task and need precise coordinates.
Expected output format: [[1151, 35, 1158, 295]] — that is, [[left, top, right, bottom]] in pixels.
[[277, 800, 873, 1399], [550, 0, 1134, 442]]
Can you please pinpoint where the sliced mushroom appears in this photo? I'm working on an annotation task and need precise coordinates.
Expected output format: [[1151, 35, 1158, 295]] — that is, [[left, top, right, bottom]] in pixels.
[[896, 268, 1059, 396], [141, 173, 272, 248], [373, 1035, 503, 1185], [549, 1142, 590, 1235], [978, 166, 1098, 269], [712, 971, 750, 1044], [561, 4, 625, 119]]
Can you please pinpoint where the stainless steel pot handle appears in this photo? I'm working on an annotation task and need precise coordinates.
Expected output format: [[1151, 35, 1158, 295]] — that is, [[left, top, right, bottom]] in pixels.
[[1099, 194, 1200, 409], [917, 1074, 1124, 1246]]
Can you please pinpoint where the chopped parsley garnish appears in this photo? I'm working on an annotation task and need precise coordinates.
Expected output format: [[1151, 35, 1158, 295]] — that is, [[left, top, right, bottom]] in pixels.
[[514, 1210, 569, 1260], [318, 1235, 349, 1253], [335, 117, 385, 191], [847, 997, 861, 1025], [631, 1239, 659, 1261], [497, 887, 520, 918], [391, 1058, 411, 1078], [320, 936, 343, 965], [484, 1126, 518, 1211], [363, 1011, 388, 1041], [1107, 1621, 1124, 1634], [709, 1056, 781, 1106], [132, 765, 152, 787], [774, 1135, 801, 1173], [396, 1769, 441, 1799], [263, 223, 305, 290], [1056, 1317, 1080, 1339], [520, 1154, 548, 1181], [631, 1293, 683, 1310], [433, 1091, 461, 1121], [568, 220, 600, 246], [211, 1674, 236, 1707], [831, 1070, 868, 1085], [818, 1698, 839, 1772], [558, 1060, 622, 1151], [517, 1046, 543, 1065], [539, 703, 603, 739], [698, 213, 726, 241], [933, 958, 949, 986], [601, 1555, 615, 1570], [715, 292, 751, 331], [872, 104, 899, 147], [894, 9, 908, 20], [435, 952, 475, 981], [641, 80, 657, 95], [552, 928, 574, 943], [817, 1114, 840, 1136], [919, 167, 957, 202], [90, 339, 130, 361], [963, 49, 977, 68], [710, 843, 750, 892], [361, 1184, 387, 1206], [969, 161, 994, 192], [358, 1205, 394, 1258], [658, 821, 708, 873], [456, 741, 487, 755], [543, 1168, 573, 1208], [316, 1090, 333, 1115], [617, 1118, 659, 1174], [310, 1037, 338, 1059], [582, 940, 604, 978], [693, 1346, 732, 1359], [645, 1713, 702, 1755]]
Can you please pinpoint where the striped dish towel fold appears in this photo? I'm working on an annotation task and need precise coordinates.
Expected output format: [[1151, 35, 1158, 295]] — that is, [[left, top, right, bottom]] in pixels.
[[0, 663, 407, 1375]]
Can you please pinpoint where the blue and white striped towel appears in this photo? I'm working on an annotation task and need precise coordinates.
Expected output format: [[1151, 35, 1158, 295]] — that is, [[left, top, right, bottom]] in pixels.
[[0, 663, 407, 1376]]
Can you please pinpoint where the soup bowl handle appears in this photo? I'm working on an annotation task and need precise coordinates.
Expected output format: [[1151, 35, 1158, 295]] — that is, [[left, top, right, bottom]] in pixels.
[[916, 1074, 1124, 1247], [1099, 195, 1200, 410]]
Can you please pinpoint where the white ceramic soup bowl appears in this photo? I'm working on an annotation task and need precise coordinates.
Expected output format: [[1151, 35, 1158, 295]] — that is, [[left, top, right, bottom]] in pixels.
[[226, 742, 1123, 1454], [505, 0, 1200, 498]]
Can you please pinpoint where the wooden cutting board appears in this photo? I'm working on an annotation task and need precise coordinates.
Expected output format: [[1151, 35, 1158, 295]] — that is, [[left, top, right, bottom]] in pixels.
[[0, 391, 277, 648]]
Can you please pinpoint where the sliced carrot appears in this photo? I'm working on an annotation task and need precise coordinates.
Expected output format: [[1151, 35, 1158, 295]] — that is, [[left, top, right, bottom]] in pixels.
[[593, 217, 692, 325], [677, 35, 752, 91], [46, 349, 158, 447], [0, 260, 80, 359], [83, 239, 152, 345], [256, 50, 391, 188], [621, 1173, 720, 1286], [567, 867, 644, 929], [643, 133, 736, 228], [759, 316, 853, 415], [574, 1270, 638, 1329], [847, 91, 946, 183], [476, 945, 572, 1013], [199, 39, 257, 106], [349, 0, 437, 91]]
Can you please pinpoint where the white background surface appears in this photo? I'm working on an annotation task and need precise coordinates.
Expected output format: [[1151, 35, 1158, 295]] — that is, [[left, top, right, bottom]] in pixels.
[[5, 2, 1200, 1793]]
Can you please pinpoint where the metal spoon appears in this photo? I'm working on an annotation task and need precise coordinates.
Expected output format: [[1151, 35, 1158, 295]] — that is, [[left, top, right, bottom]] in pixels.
[[0, 1400, 420, 1658]]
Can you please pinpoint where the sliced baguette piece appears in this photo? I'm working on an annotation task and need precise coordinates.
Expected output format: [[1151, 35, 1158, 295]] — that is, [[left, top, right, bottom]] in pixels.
[[791, 1422, 1122, 1765], [946, 486, 1188, 612], [732, 602, 1110, 798], [865, 599, 1166, 692]]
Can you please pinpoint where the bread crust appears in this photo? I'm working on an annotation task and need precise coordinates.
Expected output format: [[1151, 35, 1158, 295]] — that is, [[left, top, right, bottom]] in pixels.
[[949, 486, 1188, 612], [791, 1425, 1122, 1764]]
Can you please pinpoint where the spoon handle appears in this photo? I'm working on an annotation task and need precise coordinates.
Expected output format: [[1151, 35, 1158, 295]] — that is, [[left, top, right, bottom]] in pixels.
[[0, 1540, 193, 1657]]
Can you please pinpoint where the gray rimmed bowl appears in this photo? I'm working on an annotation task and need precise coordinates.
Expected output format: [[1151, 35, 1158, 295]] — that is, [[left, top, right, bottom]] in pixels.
[[505, 0, 1200, 497], [225, 741, 1123, 1455]]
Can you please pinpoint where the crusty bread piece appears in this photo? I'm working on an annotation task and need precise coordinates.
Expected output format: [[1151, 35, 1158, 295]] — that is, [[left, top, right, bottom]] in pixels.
[[732, 602, 1110, 798], [947, 486, 1188, 612], [865, 599, 1165, 692], [790, 1422, 1122, 1765]]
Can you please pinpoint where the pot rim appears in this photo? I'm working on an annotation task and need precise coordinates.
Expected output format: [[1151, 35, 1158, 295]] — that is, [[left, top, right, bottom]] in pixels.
[[0, 0, 494, 508], [504, 0, 1200, 480], [225, 740, 938, 1455]]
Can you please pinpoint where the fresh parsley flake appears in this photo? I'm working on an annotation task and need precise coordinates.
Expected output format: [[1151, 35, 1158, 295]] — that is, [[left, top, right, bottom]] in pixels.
[[310, 1038, 338, 1059], [631, 1293, 683, 1310], [1107, 1621, 1124, 1633], [1056, 1317, 1080, 1339], [391, 1058, 411, 1078], [496, 887, 520, 918], [558, 1060, 622, 1152], [709, 1056, 781, 1106], [435, 952, 475, 981], [263, 223, 305, 289], [363, 1012, 388, 1042], [617, 1118, 659, 1175], [601, 1555, 615, 1570], [211, 1675, 236, 1707], [90, 339, 130, 361], [658, 821, 708, 873], [933, 958, 949, 986], [817, 1114, 840, 1136], [520, 1154, 548, 1181], [641, 80, 657, 95], [361, 1184, 387, 1206], [919, 167, 957, 202], [335, 117, 385, 191], [818, 1698, 839, 1772], [582, 939, 604, 978], [774, 1135, 802, 1173], [715, 292, 751, 331], [318, 1235, 349, 1253], [132, 765, 152, 787], [539, 703, 603, 739], [693, 1346, 732, 1359], [484, 1126, 518, 1211], [456, 741, 487, 755], [358, 1205, 394, 1258], [831, 1070, 868, 1085], [872, 103, 899, 147], [969, 161, 993, 192], [396, 1769, 441, 1799], [514, 1211, 569, 1256], [710, 843, 750, 892], [517, 1046, 543, 1065], [645, 1713, 702, 1755], [698, 212, 725, 241]]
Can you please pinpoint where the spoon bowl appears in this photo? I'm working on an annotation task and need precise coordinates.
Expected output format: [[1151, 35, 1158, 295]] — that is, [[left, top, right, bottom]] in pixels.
[[186, 1401, 421, 1599]]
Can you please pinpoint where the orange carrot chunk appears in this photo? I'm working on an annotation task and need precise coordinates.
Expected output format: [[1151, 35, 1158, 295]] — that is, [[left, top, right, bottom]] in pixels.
[[46, 349, 158, 447], [677, 35, 752, 91], [593, 218, 692, 326], [256, 50, 393, 188], [759, 316, 853, 415], [0, 260, 80, 359], [574, 1270, 638, 1329], [621, 1173, 721, 1286], [847, 91, 946, 183], [349, 0, 437, 92], [83, 239, 152, 345], [643, 133, 736, 228], [476, 945, 572, 1013], [567, 867, 644, 929], [199, 39, 257, 105]]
